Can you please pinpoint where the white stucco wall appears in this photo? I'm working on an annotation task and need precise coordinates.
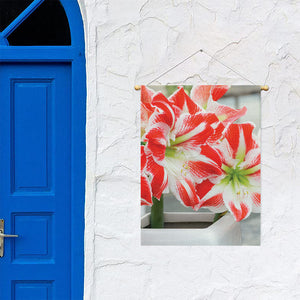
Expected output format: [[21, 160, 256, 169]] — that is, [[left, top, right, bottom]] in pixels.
[[79, 0, 300, 299]]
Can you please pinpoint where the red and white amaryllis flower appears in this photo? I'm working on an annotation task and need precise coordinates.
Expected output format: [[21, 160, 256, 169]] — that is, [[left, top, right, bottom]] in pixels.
[[196, 123, 261, 221], [144, 88, 224, 209], [190, 85, 247, 126]]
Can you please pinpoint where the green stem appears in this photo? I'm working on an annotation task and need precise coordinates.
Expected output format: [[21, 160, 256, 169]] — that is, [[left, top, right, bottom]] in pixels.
[[213, 211, 228, 223], [150, 195, 164, 228]]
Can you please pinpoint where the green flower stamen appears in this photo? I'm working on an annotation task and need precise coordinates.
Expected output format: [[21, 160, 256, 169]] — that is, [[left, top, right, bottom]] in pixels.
[[221, 163, 253, 188]]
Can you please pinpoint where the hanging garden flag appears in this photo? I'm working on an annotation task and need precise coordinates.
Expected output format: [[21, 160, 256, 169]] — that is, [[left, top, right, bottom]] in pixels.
[[141, 85, 261, 224]]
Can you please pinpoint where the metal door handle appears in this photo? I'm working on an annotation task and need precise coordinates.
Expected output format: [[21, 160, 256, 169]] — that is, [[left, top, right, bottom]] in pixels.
[[0, 219, 18, 257], [0, 232, 18, 238]]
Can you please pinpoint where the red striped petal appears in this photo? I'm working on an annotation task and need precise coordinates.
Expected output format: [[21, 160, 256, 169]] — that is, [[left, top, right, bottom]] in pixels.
[[240, 148, 261, 170], [248, 169, 261, 179], [148, 111, 172, 129], [141, 85, 154, 106], [200, 144, 222, 168], [190, 85, 212, 108], [247, 170, 261, 190], [225, 123, 257, 158], [146, 155, 168, 199], [208, 100, 247, 125], [178, 113, 224, 149], [224, 124, 240, 156], [218, 105, 247, 124], [170, 87, 201, 115], [202, 113, 226, 143], [201, 194, 224, 208], [190, 85, 230, 108], [239, 123, 257, 154], [141, 86, 155, 129], [174, 113, 207, 136], [141, 105, 153, 129], [141, 175, 152, 206], [144, 122, 169, 164], [228, 202, 250, 222], [176, 126, 214, 150], [206, 122, 226, 144], [187, 160, 222, 180], [173, 114, 214, 150], [185, 145, 223, 181], [195, 179, 214, 199], [202, 112, 220, 126], [145, 141, 166, 165], [251, 192, 261, 207], [251, 192, 261, 213], [169, 176, 200, 209], [196, 182, 227, 211], [141, 145, 146, 170], [151, 93, 176, 128], [215, 139, 235, 167], [211, 85, 230, 101], [222, 183, 252, 221]]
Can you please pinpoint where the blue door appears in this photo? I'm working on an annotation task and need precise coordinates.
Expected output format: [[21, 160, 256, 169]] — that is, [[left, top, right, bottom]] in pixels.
[[0, 63, 74, 299]]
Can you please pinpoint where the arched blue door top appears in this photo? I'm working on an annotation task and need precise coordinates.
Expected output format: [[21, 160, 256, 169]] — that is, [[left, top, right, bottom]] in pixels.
[[0, 0, 85, 59], [61, 0, 85, 48]]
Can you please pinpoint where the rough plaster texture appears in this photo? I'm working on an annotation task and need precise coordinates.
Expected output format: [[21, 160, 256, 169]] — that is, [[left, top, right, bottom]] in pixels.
[[79, 0, 300, 299]]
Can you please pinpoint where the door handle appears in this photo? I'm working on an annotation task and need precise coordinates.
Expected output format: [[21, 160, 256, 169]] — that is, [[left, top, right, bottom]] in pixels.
[[0, 219, 19, 257], [0, 232, 18, 238]]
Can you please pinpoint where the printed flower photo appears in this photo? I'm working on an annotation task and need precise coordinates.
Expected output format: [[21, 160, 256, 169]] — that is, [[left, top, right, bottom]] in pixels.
[[141, 85, 261, 246]]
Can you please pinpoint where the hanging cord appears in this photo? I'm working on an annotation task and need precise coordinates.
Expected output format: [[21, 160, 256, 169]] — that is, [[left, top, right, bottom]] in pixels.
[[147, 49, 203, 86], [134, 48, 269, 91], [201, 49, 257, 85]]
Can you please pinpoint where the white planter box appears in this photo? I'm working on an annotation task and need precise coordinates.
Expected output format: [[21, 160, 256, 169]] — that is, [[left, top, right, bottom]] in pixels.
[[141, 212, 241, 246]]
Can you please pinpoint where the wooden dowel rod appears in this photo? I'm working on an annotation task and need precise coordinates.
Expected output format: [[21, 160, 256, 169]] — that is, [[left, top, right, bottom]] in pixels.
[[134, 85, 269, 91]]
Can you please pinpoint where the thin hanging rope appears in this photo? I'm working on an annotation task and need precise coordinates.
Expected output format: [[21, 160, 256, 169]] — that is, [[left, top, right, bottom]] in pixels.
[[147, 49, 203, 85], [201, 49, 256, 85], [145, 48, 257, 86]]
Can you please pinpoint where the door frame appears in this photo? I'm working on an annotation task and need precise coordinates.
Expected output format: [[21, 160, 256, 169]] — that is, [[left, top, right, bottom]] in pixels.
[[0, 0, 86, 298]]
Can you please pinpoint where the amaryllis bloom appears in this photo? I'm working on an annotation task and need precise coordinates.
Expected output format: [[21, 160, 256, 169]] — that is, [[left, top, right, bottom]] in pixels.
[[196, 123, 261, 221], [144, 88, 224, 209], [190, 85, 247, 126]]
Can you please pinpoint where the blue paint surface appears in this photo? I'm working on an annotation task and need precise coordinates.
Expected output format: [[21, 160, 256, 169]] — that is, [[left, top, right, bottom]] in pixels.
[[13, 80, 51, 191], [0, 63, 72, 300], [0, 1, 86, 299]]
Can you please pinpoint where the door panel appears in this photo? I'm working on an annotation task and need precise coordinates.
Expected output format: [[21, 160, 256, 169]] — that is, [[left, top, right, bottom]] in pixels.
[[13, 79, 52, 192], [0, 63, 71, 300]]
